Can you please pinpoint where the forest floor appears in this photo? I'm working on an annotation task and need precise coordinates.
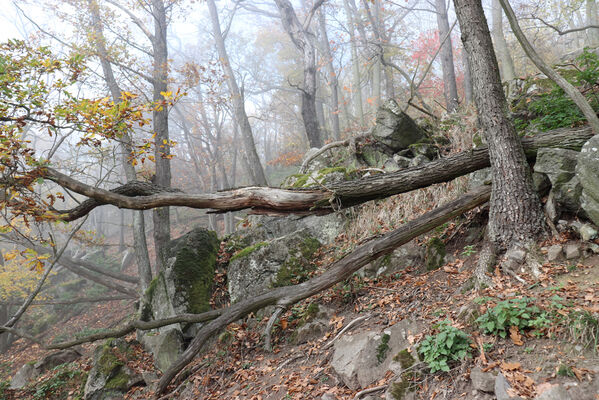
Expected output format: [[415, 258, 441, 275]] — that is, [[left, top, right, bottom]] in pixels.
[[2, 221, 599, 399]]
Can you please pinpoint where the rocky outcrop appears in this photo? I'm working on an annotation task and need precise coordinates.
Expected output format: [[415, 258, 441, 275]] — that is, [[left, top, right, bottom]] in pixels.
[[373, 99, 428, 152], [576, 135, 599, 225], [534, 148, 583, 215], [84, 339, 142, 400], [331, 319, 423, 390], [227, 229, 320, 304], [141, 227, 219, 372]]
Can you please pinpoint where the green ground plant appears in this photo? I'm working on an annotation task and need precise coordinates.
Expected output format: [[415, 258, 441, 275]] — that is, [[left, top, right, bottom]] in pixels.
[[476, 298, 550, 338], [418, 320, 472, 373]]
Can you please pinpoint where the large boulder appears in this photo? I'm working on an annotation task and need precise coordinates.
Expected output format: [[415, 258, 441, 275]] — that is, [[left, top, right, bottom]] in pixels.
[[576, 135, 599, 225], [84, 339, 141, 400], [9, 349, 82, 389], [331, 319, 423, 390], [141, 227, 219, 371], [372, 100, 428, 152], [227, 229, 320, 304], [534, 148, 583, 215], [244, 213, 345, 246]]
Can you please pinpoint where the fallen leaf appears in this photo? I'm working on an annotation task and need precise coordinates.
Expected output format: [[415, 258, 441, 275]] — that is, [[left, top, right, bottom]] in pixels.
[[510, 326, 524, 346]]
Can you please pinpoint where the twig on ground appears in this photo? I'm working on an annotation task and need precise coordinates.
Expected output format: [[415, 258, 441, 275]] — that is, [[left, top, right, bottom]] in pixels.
[[353, 385, 388, 400], [323, 314, 371, 349], [264, 306, 286, 351]]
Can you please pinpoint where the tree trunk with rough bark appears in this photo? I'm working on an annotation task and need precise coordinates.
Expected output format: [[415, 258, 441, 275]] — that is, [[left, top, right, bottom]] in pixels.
[[454, 0, 545, 253], [151, 0, 171, 272], [435, 0, 459, 112]]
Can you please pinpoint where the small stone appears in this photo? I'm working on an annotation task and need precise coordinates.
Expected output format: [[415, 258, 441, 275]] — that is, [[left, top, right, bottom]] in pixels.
[[409, 155, 429, 167], [320, 394, 336, 400], [495, 373, 524, 400], [393, 155, 412, 168], [589, 243, 599, 254], [470, 366, 495, 393], [383, 159, 401, 172], [578, 223, 598, 241], [534, 384, 572, 400], [565, 244, 581, 259], [546, 245, 563, 261], [506, 248, 526, 263]]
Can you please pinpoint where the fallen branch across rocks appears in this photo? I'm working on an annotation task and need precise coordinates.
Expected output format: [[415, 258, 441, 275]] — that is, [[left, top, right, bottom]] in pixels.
[[43, 126, 591, 219], [155, 184, 492, 395]]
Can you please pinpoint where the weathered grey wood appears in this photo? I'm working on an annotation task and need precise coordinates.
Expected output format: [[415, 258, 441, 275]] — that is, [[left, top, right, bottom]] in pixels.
[[45, 126, 592, 219]]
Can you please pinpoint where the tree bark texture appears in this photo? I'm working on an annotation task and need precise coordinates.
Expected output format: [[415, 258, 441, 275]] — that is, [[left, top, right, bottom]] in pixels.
[[318, 9, 341, 140], [151, 0, 172, 271], [435, 0, 459, 112], [454, 0, 545, 250]]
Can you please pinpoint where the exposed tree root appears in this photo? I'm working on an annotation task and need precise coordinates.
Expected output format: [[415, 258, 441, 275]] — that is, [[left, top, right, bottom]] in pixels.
[[155, 185, 492, 396]]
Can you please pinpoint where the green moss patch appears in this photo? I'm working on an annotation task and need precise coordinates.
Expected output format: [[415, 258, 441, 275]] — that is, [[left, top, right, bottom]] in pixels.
[[230, 241, 269, 263], [272, 236, 321, 287]]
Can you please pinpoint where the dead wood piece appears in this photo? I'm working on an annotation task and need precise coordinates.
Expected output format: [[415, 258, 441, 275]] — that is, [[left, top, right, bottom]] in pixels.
[[44, 127, 592, 218]]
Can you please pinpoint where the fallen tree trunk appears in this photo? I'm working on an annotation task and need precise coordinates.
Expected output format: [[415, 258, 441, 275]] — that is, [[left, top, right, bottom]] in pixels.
[[45, 126, 592, 219], [0, 295, 134, 306], [155, 184, 492, 395]]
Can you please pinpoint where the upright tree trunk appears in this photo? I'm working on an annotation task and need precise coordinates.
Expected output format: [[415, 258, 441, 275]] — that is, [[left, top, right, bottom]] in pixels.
[[343, 0, 365, 126], [453, 0, 545, 252], [435, 0, 459, 112], [151, 0, 171, 271], [587, 0, 599, 47], [317, 9, 341, 140], [491, 0, 516, 82], [88, 0, 152, 291], [274, 0, 324, 148], [206, 0, 268, 185]]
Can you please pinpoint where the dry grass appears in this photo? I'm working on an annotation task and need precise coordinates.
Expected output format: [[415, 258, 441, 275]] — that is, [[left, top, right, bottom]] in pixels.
[[346, 107, 480, 243]]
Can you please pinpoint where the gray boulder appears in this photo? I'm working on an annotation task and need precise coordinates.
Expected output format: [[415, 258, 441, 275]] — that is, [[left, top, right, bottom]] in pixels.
[[534, 148, 583, 215], [373, 99, 427, 152], [10, 363, 38, 389], [331, 320, 423, 390], [228, 229, 321, 304], [470, 366, 496, 393], [84, 339, 141, 400], [576, 135, 599, 224], [9, 349, 82, 389]]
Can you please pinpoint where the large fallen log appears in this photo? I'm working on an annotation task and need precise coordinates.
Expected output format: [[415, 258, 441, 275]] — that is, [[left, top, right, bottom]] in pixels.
[[155, 184, 492, 395], [45, 126, 592, 219]]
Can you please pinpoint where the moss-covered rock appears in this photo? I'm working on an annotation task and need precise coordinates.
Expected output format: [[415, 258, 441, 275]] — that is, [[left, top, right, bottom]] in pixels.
[[228, 230, 321, 304], [84, 339, 138, 400], [425, 237, 446, 271]]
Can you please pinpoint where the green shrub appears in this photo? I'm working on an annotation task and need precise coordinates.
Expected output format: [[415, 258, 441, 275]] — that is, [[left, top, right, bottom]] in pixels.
[[476, 297, 549, 338], [32, 363, 83, 400], [418, 320, 472, 373]]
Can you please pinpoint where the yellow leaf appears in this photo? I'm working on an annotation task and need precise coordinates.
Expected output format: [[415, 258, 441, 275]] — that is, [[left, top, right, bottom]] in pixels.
[[3, 251, 16, 261]]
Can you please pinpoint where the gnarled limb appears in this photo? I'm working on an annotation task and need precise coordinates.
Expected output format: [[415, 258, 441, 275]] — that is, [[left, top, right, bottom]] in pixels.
[[155, 185, 492, 395], [43, 126, 592, 218]]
